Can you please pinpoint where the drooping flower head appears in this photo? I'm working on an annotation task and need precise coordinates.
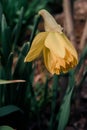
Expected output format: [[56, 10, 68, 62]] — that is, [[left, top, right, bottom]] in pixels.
[[24, 9, 78, 75]]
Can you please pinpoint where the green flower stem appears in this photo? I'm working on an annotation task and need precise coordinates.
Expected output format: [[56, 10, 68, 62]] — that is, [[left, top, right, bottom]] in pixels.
[[29, 14, 41, 46], [49, 75, 59, 130]]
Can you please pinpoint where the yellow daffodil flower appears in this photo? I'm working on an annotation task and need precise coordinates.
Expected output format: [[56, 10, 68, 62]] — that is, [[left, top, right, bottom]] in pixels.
[[24, 9, 78, 74]]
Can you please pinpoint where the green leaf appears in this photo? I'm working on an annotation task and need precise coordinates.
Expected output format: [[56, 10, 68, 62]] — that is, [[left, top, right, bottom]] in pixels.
[[0, 2, 3, 23], [0, 79, 25, 84], [1, 14, 11, 63], [0, 126, 14, 130], [57, 88, 73, 130], [0, 65, 6, 106], [0, 105, 23, 117], [13, 42, 31, 80], [1, 0, 24, 26], [0, 65, 5, 79], [6, 52, 13, 79], [57, 71, 75, 130], [12, 6, 24, 50], [24, 0, 48, 21]]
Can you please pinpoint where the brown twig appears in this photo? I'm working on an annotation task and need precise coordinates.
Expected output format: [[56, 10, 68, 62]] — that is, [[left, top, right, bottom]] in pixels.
[[63, 0, 76, 48], [79, 18, 87, 51]]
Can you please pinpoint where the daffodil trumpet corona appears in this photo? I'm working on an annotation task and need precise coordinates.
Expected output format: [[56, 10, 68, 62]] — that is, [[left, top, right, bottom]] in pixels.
[[24, 9, 78, 75]]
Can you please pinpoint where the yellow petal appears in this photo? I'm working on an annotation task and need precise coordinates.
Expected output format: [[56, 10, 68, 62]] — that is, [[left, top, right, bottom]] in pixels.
[[43, 48, 61, 74], [45, 32, 65, 58], [43, 47, 51, 73], [55, 33, 78, 61], [24, 32, 48, 62], [61, 33, 78, 61]]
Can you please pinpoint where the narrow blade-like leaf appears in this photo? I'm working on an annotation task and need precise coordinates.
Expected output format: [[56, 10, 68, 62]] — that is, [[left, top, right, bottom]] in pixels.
[[0, 79, 25, 84], [0, 105, 23, 117], [57, 71, 75, 130], [0, 126, 14, 130]]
